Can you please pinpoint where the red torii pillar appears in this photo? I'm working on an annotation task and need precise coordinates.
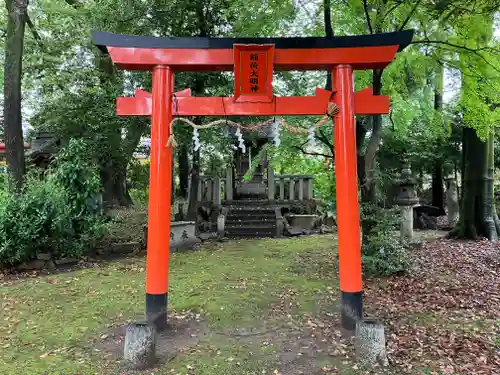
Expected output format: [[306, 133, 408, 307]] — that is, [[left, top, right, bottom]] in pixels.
[[145, 66, 174, 328], [93, 30, 413, 331], [332, 65, 363, 328]]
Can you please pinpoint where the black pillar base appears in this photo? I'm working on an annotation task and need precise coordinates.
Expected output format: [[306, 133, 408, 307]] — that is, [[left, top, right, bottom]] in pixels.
[[340, 291, 363, 331], [146, 293, 168, 332]]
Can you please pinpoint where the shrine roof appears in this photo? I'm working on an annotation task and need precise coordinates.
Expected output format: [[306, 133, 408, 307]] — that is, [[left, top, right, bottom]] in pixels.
[[92, 30, 414, 53]]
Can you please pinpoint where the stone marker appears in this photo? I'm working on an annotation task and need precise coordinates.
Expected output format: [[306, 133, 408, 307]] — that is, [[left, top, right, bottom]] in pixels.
[[355, 318, 388, 368], [123, 322, 156, 370]]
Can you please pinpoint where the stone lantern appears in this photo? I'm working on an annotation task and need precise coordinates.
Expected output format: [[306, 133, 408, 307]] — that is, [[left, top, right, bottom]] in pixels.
[[395, 164, 419, 241]]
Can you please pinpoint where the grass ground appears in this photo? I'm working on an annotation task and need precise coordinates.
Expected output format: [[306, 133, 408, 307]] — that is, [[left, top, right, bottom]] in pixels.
[[0, 209, 498, 375], [0, 235, 345, 375]]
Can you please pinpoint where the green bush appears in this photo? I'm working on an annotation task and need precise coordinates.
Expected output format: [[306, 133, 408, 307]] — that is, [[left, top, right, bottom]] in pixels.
[[129, 188, 149, 207], [0, 139, 106, 265], [127, 159, 150, 207], [360, 204, 412, 277], [127, 159, 150, 191]]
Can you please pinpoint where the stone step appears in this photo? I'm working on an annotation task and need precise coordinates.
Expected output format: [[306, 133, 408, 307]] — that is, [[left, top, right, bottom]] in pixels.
[[225, 227, 276, 236], [226, 222, 276, 230], [226, 209, 275, 213], [223, 199, 272, 206], [227, 211, 276, 217], [226, 219, 275, 226], [226, 216, 276, 223], [225, 233, 275, 239]]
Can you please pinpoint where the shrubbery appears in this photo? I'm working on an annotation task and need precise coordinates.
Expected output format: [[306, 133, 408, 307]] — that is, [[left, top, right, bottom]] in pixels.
[[0, 139, 106, 265], [127, 159, 149, 207], [360, 204, 412, 277]]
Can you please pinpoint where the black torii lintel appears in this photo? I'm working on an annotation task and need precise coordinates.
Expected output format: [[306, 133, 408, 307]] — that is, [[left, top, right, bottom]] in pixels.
[[92, 30, 414, 55]]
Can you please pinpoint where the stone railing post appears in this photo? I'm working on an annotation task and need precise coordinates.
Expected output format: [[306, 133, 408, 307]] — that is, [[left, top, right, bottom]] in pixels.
[[197, 177, 204, 202], [268, 166, 275, 201], [214, 177, 221, 205], [306, 176, 313, 199], [289, 177, 295, 201], [279, 177, 285, 201], [298, 176, 304, 201], [395, 164, 419, 242], [226, 166, 233, 201], [206, 178, 213, 202]]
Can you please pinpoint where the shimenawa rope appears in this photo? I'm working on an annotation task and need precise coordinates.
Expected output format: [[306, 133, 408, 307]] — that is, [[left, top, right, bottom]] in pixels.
[[166, 101, 340, 148]]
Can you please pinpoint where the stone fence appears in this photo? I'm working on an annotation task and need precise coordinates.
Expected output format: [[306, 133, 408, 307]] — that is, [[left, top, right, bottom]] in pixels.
[[197, 171, 313, 203]]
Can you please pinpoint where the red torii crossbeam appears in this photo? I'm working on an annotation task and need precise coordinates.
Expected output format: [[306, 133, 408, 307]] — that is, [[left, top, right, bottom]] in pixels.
[[117, 88, 389, 117], [92, 30, 413, 332]]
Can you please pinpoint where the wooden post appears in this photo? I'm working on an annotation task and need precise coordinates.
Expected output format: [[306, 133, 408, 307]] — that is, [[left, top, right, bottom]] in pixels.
[[333, 65, 363, 330], [226, 166, 233, 201], [268, 166, 275, 201], [145, 65, 173, 331]]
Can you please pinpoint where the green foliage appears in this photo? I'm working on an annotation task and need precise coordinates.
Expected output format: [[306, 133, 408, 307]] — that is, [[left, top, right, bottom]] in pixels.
[[360, 204, 412, 277], [0, 140, 105, 265], [127, 159, 150, 207], [52, 139, 103, 217], [129, 188, 149, 208], [127, 159, 150, 191]]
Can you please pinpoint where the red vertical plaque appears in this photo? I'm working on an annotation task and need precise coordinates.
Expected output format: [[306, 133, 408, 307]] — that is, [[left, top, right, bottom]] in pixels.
[[234, 44, 274, 102]]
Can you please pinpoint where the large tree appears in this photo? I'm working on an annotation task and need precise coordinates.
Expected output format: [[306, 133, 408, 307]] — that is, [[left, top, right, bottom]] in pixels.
[[3, 0, 28, 189], [26, 0, 296, 208], [449, 13, 500, 239]]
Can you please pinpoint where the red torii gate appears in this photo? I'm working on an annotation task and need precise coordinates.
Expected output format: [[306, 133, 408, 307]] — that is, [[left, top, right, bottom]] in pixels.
[[92, 30, 413, 331]]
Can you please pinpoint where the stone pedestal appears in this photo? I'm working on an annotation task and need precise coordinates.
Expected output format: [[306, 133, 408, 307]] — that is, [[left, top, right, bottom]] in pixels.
[[355, 319, 388, 367], [400, 205, 414, 240], [124, 323, 156, 370]]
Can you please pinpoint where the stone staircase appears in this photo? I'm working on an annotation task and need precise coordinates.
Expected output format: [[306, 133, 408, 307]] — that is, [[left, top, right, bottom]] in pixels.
[[224, 200, 278, 238]]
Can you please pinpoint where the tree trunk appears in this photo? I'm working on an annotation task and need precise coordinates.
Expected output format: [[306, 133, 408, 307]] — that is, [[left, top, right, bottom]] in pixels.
[[449, 127, 499, 240], [431, 63, 446, 216], [483, 131, 500, 239], [178, 143, 189, 199], [3, 0, 28, 190], [324, 0, 333, 91], [187, 148, 200, 220], [431, 161, 446, 215], [361, 70, 383, 204], [101, 159, 132, 208], [356, 117, 368, 195], [101, 120, 146, 208], [95, 51, 147, 207]]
